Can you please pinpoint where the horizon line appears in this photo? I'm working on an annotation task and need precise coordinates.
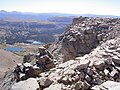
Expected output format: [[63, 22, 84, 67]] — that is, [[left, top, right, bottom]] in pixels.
[[0, 10, 120, 17]]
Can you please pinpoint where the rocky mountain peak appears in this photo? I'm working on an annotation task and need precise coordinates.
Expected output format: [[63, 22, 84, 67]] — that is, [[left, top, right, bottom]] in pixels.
[[1, 16, 120, 90], [48, 16, 120, 63]]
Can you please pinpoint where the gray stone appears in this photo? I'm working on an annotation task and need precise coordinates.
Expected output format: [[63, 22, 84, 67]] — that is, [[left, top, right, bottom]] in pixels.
[[38, 77, 52, 87], [44, 84, 62, 90], [116, 48, 120, 53], [112, 56, 120, 64], [84, 81, 90, 90], [77, 59, 90, 70], [104, 69, 109, 75], [79, 71, 85, 80], [58, 76, 70, 85], [92, 81, 120, 90], [92, 77, 103, 85], [64, 69, 75, 75], [93, 60, 105, 70], [11, 78, 39, 90], [74, 81, 83, 90], [85, 75, 92, 82], [110, 69, 118, 77], [87, 68, 93, 76], [0, 70, 17, 90], [58, 60, 76, 68]]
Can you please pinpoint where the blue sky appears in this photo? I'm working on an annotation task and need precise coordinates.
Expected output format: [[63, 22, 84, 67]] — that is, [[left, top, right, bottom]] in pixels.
[[0, 0, 120, 15]]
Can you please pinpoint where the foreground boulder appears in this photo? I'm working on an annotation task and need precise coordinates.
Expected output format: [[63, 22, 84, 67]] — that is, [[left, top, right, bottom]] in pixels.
[[11, 78, 39, 90], [0, 70, 17, 90], [92, 81, 120, 90]]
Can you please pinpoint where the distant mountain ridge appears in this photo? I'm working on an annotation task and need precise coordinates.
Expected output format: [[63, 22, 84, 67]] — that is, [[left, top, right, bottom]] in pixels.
[[0, 10, 76, 20], [0, 10, 120, 21]]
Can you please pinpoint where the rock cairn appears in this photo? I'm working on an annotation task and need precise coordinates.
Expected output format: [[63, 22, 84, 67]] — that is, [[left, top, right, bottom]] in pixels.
[[14, 46, 55, 81]]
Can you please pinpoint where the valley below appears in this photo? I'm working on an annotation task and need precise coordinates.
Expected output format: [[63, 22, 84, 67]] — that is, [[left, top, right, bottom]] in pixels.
[[0, 19, 67, 44], [0, 11, 75, 44]]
